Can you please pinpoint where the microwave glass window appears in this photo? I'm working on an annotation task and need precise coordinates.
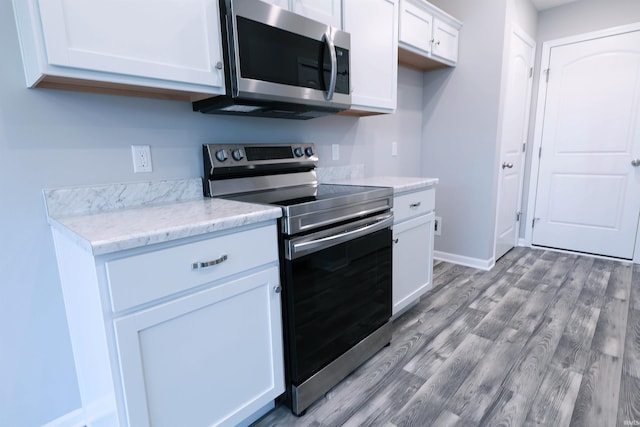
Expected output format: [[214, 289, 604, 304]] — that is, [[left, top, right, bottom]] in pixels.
[[236, 17, 348, 94]]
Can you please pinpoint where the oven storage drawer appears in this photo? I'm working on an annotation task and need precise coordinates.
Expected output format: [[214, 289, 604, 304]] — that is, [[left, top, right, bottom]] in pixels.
[[393, 187, 435, 222], [106, 225, 278, 312]]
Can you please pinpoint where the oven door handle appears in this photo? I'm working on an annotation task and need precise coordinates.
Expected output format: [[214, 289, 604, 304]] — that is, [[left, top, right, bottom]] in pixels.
[[286, 213, 393, 260]]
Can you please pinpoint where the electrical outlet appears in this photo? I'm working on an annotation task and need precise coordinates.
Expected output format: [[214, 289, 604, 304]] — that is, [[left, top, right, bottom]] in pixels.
[[434, 216, 442, 236], [132, 145, 152, 173], [332, 144, 340, 161], [391, 141, 398, 157]]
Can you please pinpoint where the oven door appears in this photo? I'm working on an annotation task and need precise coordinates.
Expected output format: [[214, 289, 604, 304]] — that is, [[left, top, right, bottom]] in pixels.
[[227, 0, 351, 108], [281, 213, 393, 385]]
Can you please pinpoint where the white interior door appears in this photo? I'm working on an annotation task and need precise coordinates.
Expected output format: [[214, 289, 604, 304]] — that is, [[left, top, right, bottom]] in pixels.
[[532, 30, 640, 259], [495, 28, 535, 260]]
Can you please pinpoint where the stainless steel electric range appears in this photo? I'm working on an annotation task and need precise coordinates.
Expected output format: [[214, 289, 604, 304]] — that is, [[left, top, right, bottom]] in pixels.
[[203, 143, 393, 415]]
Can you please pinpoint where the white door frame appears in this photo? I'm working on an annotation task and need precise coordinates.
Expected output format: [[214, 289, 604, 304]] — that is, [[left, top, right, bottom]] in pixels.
[[524, 22, 640, 264], [493, 24, 535, 262]]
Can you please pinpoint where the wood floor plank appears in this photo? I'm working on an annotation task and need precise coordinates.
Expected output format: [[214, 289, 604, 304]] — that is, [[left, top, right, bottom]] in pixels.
[[468, 271, 522, 313], [617, 374, 640, 427], [391, 334, 493, 427], [508, 287, 559, 334], [446, 327, 528, 423], [403, 307, 485, 377], [591, 296, 629, 358], [630, 264, 640, 310], [340, 369, 425, 427], [471, 287, 530, 340], [551, 300, 601, 374], [605, 262, 633, 301], [477, 386, 531, 427], [569, 350, 623, 427], [523, 364, 582, 427], [623, 308, 640, 379]]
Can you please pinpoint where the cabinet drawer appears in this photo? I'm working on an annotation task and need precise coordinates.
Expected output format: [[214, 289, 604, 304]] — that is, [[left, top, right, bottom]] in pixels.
[[106, 224, 278, 312], [393, 188, 435, 222]]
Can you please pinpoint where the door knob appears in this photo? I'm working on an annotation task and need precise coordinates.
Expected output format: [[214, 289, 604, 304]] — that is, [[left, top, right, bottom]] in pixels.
[[502, 162, 514, 169], [632, 159, 640, 167]]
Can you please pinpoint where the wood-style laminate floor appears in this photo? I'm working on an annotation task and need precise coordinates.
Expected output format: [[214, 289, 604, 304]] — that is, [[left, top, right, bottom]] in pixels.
[[252, 247, 640, 427]]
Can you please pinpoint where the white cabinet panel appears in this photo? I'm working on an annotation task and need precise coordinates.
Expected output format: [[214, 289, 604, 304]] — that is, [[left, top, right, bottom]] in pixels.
[[292, 0, 342, 28], [115, 267, 284, 427], [432, 18, 459, 64], [399, 0, 432, 55], [260, 0, 290, 8], [106, 226, 277, 312], [343, 0, 398, 114], [12, 0, 225, 98], [398, 0, 461, 70], [393, 213, 434, 315], [391, 186, 436, 317]]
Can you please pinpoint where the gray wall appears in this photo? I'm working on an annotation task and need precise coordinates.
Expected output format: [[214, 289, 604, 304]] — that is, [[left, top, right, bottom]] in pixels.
[[421, 0, 537, 264], [520, 0, 640, 237], [421, 0, 508, 263], [0, 1, 424, 424]]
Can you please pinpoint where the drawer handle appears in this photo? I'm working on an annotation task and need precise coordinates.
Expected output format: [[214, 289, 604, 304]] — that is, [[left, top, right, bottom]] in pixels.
[[410, 202, 421, 208], [192, 254, 228, 270]]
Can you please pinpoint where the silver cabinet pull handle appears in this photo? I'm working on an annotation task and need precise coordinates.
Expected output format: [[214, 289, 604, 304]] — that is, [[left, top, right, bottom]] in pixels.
[[192, 254, 228, 270], [502, 162, 514, 169], [632, 159, 640, 167], [410, 202, 421, 208], [274, 285, 282, 294]]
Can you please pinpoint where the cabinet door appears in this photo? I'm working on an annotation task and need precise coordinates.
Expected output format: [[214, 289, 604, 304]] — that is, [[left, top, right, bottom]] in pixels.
[[399, 0, 433, 55], [292, 0, 342, 28], [37, 0, 224, 89], [392, 213, 434, 316], [432, 17, 459, 64], [343, 0, 398, 112], [259, 0, 290, 8], [114, 267, 284, 427]]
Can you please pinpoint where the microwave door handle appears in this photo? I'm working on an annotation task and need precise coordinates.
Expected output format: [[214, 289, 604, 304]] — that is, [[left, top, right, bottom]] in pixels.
[[322, 31, 337, 101]]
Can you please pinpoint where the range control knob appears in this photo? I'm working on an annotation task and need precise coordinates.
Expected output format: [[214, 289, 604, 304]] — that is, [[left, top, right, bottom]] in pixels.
[[305, 147, 314, 157], [215, 149, 228, 162], [293, 147, 304, 157], [232, 149, 244, 161]]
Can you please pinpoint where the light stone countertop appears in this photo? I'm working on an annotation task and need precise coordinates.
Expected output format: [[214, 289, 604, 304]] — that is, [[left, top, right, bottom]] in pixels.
[[48, 197, 282, 256], [44, 178, 282, 256], [325, 176, 439, 194]]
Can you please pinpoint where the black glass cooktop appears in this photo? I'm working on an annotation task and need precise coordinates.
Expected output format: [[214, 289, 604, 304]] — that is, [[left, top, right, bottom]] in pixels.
[[224, 184, 389, 207]]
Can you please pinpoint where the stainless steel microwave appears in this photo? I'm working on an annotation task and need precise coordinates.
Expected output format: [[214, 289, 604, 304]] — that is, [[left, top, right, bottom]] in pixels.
[[193, 0, 351, 120]]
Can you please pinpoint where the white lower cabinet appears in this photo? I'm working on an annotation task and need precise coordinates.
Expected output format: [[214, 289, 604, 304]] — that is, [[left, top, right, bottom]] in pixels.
[[51, 222, 284, 427], [392, 187, 436, 316], [114, 267, 283, 427]]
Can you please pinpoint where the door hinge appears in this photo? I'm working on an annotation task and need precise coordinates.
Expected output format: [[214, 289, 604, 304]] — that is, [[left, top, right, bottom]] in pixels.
[[538, 146, 542, 158], [529, 67, 534, 78], [522, 143, 526, 153], [532, 217, 540, 228], [516, 211, 522, 222], [545, 68, 550, 83]]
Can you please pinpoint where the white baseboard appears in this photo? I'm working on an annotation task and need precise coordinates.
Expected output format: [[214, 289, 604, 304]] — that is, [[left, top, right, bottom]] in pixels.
[[41, 408, 84, 427], [517, 238, 528, 247], [434, 250, 495, 271]]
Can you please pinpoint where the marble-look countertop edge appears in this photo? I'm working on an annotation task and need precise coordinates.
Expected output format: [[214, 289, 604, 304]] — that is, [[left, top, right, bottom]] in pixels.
[[49, 198, 282, 256], [324, 176, 439, 194]]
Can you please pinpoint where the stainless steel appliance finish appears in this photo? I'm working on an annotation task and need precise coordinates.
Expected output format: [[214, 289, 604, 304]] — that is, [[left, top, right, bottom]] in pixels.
[[203, 143, 393, 416], [193, 0, 351, 120]]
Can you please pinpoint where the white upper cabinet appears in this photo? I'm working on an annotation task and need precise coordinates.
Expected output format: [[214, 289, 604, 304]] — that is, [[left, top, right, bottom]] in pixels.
[[292, 0, 343, 29], [398, 0, 461, 70], [264, 0, 342, 28], [432, 17, 459, 64], [12, 0, 225, 100], [343, 0, 398, 114]]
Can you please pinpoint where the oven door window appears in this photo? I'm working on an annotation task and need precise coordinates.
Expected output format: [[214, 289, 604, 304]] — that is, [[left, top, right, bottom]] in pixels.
[[283, 228, 391, 385]]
